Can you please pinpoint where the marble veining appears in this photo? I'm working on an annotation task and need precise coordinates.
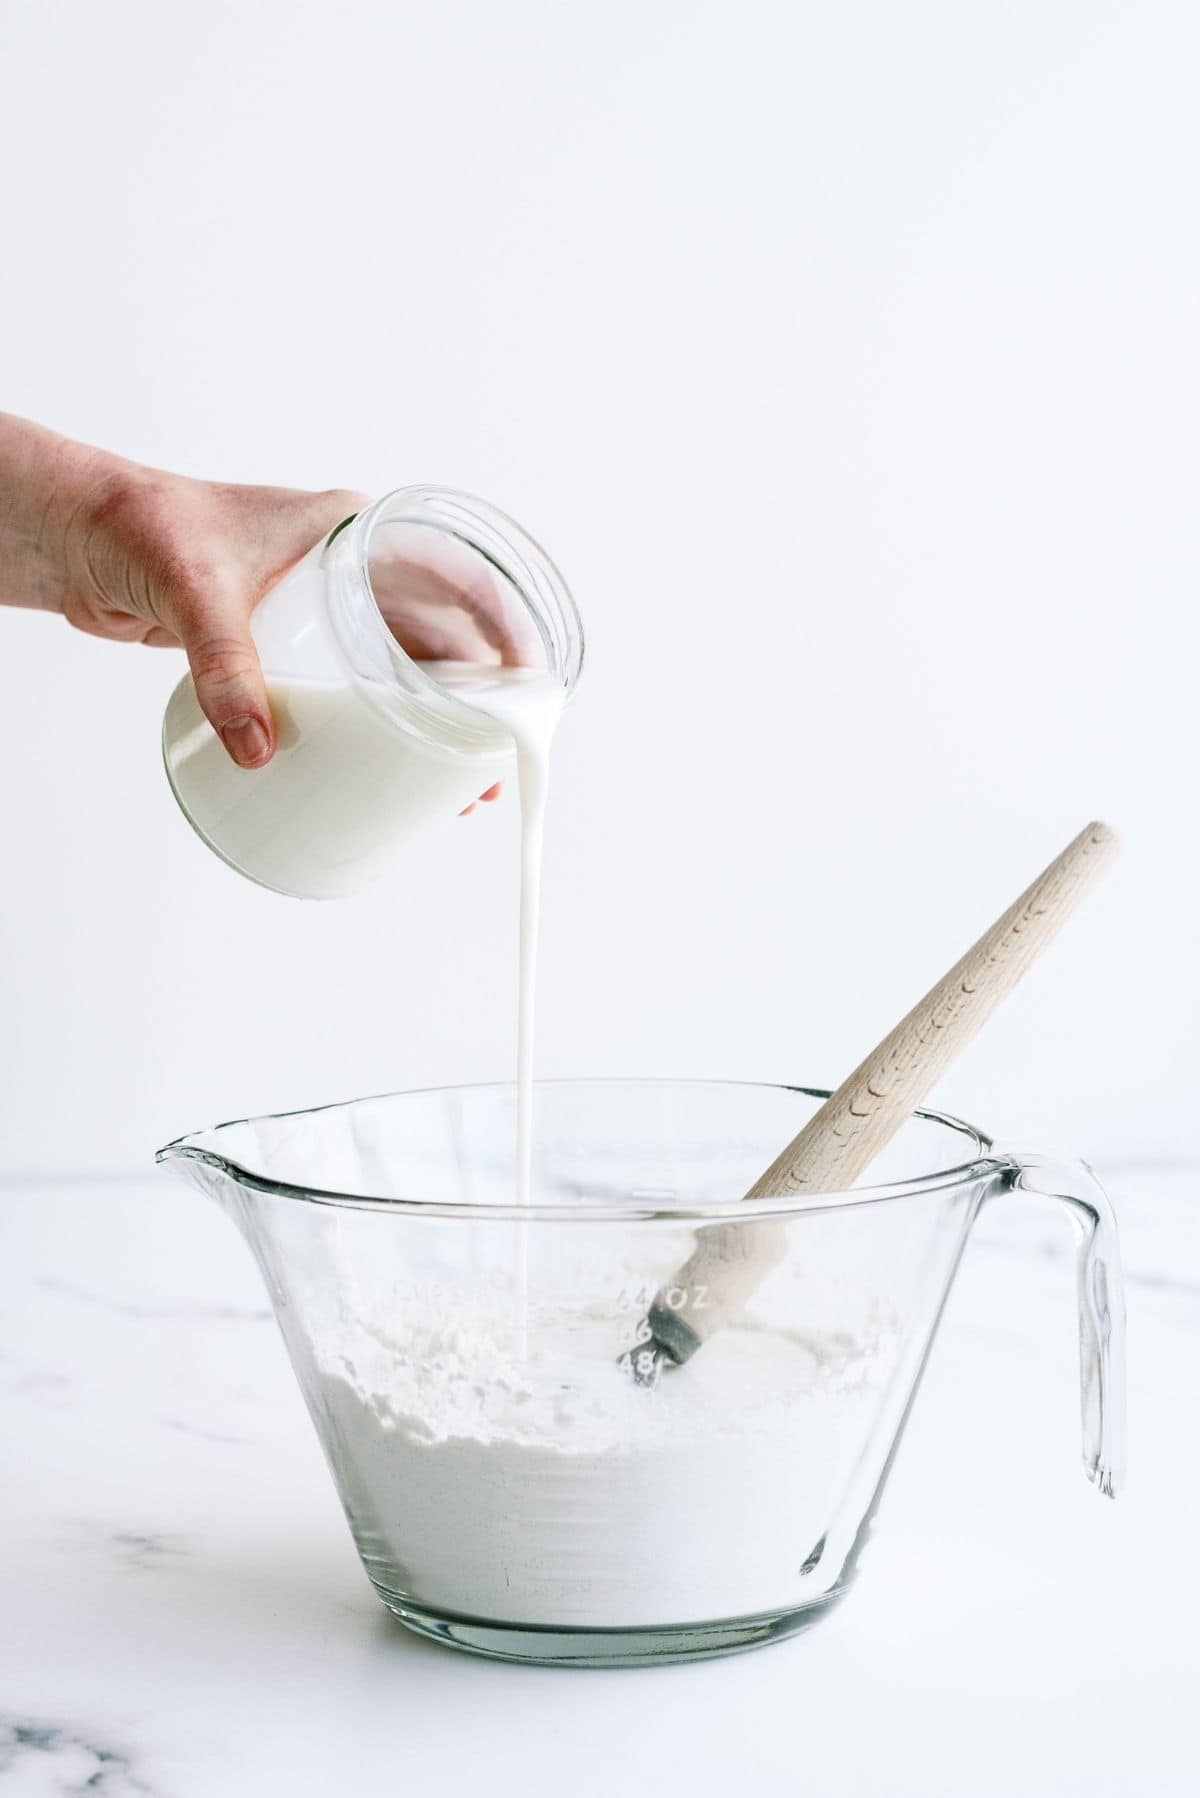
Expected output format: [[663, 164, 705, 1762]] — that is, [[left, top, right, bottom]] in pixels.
[[973, 1230, 1200, 1296], [0, 1718, 157, 1796], [158, 1416, 253, 1447], [108, 1531, 193, 1572], [36, 1276, 270, 1324]]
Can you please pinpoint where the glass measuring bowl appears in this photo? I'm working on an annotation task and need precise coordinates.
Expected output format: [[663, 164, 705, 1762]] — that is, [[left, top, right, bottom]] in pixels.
[[162, 488, 584, 899], [157, 1080, 1125, 1668]]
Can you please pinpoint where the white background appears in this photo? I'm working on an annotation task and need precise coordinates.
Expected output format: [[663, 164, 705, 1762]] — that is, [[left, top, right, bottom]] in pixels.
[[0, 0, 1197, 1175]]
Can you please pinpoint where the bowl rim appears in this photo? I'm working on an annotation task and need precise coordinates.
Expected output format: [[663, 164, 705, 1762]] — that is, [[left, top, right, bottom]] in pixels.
[[155, 1078, 1006, 1222]]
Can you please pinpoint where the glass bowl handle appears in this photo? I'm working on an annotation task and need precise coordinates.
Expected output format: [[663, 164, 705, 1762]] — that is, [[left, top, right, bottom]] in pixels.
[[1002, 1153, 1127, 1497]]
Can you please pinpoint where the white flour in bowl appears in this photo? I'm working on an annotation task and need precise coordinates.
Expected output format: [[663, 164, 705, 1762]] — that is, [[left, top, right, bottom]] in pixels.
[[312, 1295, 899, 1628]]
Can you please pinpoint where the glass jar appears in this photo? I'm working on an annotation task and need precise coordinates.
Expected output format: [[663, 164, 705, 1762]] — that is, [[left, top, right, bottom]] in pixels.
[[162, 487, 584, 899]]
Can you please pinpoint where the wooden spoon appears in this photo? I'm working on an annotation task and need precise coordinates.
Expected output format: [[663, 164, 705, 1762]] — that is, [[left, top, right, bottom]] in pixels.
[[635, 820, 1119, 1378]]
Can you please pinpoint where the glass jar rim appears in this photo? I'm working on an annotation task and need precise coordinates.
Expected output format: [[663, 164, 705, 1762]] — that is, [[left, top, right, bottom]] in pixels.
[[157, 1078, 1003, 1223], [324, 485, 585, 752]]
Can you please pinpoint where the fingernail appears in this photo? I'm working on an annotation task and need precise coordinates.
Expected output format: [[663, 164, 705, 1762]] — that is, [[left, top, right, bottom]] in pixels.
[[221, 715, 271, 768]]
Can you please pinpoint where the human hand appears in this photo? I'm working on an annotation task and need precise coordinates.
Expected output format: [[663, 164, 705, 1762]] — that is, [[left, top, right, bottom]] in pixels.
[[63, 461, 370, 769], [0, 414, 506, 807]]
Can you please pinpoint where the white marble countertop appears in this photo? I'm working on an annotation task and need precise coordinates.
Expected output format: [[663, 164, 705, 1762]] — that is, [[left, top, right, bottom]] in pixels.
[[2, 1160, 1197, 1796]]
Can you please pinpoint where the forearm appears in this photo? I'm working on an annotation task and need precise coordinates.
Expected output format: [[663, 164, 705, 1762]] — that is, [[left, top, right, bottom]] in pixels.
[[0, 412, 121, 613]]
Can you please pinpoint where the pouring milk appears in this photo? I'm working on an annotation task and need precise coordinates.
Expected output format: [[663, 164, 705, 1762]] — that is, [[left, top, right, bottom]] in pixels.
[[421, 661, 565, 1205], [162, 487, 582, 1206]]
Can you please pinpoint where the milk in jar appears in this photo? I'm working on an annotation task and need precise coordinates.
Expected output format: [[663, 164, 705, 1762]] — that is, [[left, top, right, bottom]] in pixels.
[[162, 487, 583, 901]]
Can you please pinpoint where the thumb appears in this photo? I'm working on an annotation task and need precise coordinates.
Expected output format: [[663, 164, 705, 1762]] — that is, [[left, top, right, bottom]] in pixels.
[[183, 602, 275, 769]]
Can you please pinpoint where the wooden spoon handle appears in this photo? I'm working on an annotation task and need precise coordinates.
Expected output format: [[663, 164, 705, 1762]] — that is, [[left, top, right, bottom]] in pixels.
[[748, 820, 1118, 1199], [642, 821, 1118, 1371]]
